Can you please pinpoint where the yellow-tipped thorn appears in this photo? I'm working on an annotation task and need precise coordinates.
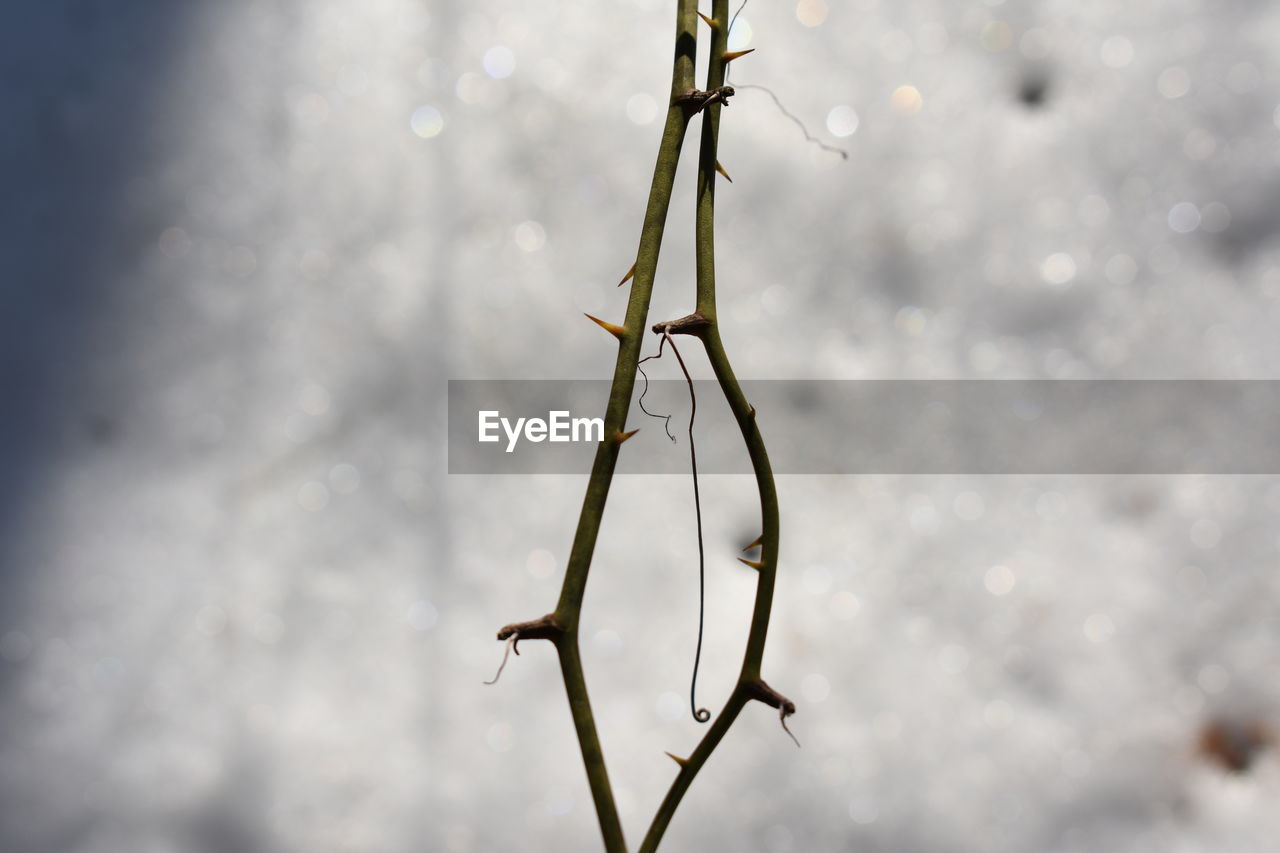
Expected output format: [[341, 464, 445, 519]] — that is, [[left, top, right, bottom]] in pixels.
[[615, 428, 640, 445], [616, 261, 636, 288], [715, 160, 733, 183], [742, 534, 764, 552], [584, 313, 626, 340], [738, 557, 766, 570], [697, 12, 718, 28], [748, 404, 757, 419], [665, 751, 689, 768], [723, 48, 755, 63]]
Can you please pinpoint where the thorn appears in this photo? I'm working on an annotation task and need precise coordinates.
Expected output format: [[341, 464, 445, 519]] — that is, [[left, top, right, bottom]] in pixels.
[[614, 428, 640, 445], [617, 261, 636, 288], [738, 557, 765, 570], [747, 404, 757, 419], [723, 48, 755, 64], [584, 313, 626, 340], [697, 11, 717, 28], [715, 160, 733, 183], [665, 751, 689, 768], [742, 534, 764, 552]]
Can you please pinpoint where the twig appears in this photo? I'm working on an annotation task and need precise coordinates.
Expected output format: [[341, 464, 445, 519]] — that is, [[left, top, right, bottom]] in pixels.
[[640, 0, 792, 847], [492, 4, 701, 851]]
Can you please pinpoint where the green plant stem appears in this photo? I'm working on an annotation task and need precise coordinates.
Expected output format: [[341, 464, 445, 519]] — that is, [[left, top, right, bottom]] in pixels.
[[544, 3, 699, 851], [640, 1, 785, 848]]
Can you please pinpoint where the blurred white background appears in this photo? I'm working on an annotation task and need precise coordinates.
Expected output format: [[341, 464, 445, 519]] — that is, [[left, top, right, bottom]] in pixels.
[[3, 0, 1280, 850]]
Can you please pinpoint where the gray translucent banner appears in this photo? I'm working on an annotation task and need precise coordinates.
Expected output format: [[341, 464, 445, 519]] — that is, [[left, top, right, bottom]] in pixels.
[[448, 380, 1280, 474]]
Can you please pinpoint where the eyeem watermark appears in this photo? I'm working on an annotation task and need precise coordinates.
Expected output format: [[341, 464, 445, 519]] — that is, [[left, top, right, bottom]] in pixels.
[[453, 380, 1280, 474], [478, 410, 604, 453]]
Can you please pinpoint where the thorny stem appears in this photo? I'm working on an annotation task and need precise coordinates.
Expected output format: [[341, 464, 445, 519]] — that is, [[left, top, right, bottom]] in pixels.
[[493, 1, 794, 848], [524, 3, 699, 852], [640, 0, 788, 848]]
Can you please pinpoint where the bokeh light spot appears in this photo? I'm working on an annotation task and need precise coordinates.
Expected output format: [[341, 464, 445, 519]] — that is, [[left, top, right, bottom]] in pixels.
[[487, 722, 514, 753], [410, 104, 444, 138], [1083, 613, 1115, 643], [297, 481, 330, 512], [727, 17, 753, 51], [1168, 202, 1201, 233], [329, 463, 361, 494], [826, 104, 859, 137], [984, 564, 1016, 596], [514, 220, 546, 252], [830, 591, 861, 620], [1100, 36, 1134, 68], [1197, 664, 1230, 694], [626, 92, 658, 125], [1040, 252, 1077, 285], [796, 0, 828, 28], [158, 227, 191, 258], [982, 21, 1013, 52], [891, 85, 923, 114], [408, 600, 438, 631], [1104, 253, 1137, 285], [802, 673, 831, 703], [526, 548, 556, 580], [483, 46, 516, 79]]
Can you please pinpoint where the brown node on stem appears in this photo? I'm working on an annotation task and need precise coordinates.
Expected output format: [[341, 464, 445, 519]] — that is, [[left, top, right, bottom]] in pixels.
[[497, 613, 563, 648], [673, 86, 736, 116], [652, 312, 711, 337], [617, 261, 636, 288], [486, 613, 562, 685], [744, 678, 801, 748]]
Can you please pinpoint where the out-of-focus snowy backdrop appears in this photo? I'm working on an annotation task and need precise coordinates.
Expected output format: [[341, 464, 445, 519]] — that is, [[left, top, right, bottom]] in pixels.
[[3, 1, 1280, 850]]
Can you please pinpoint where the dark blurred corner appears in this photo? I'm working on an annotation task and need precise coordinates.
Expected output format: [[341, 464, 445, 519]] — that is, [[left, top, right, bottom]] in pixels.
[[0, 3, 195, 627], [0, 3, 196, 849]]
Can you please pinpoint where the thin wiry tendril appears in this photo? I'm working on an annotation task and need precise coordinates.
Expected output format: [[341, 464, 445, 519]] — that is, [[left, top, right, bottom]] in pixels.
[[735, 83, 849, 159], [725, 0, 749, 84], [661, 329, 710, 724], [637, 336, 676, 442]]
